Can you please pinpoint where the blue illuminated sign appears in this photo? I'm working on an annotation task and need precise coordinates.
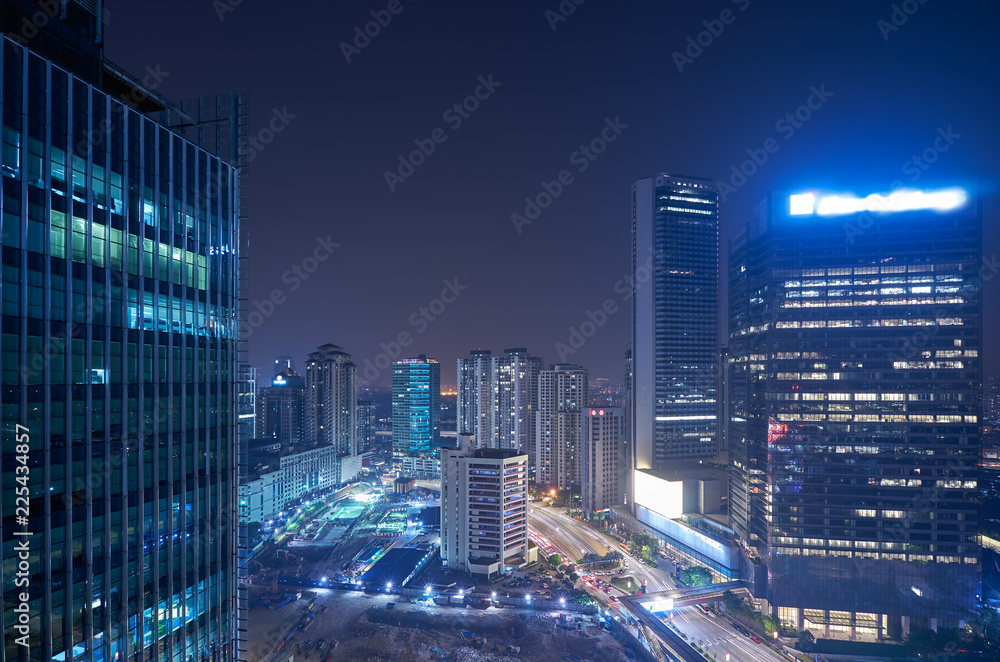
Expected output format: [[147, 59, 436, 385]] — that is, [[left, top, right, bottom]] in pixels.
[[789, 187, 968, 217]]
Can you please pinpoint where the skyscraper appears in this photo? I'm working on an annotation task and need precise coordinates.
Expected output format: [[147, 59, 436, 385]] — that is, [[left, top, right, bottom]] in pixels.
[[0, 7, 243, 661], [582, 406, 625, 520], [536, 364, 589, 489], [238, 363, 259, 442], [456, 349, 493, 446], [305, 343, 358, 456], [630, 174, 720, 481], [493, 348, 542, 454], [257, 368, 306, 445], [392, 355, 440, 477], [357, 398, 376, 453], [456, 347, 541, 455], [440, 433, 529, 579], [729, 185, 981, 637]]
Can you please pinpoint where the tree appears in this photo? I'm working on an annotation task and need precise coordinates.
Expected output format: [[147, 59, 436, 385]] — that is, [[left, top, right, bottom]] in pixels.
[[548, 553, 562, 567], [796, 630, 814, 652], [569, 572, 579, 582], [680, 566, 712, 586], [722, 590, 741, 614]]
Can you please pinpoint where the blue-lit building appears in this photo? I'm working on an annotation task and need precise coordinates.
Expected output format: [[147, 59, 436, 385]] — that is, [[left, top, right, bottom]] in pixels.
[[257, 368, 306, 445], [729, 185, 981, 639], [392, 355, 440, 478], [0, 4, 243, 661], [630, 174, 720, 485]]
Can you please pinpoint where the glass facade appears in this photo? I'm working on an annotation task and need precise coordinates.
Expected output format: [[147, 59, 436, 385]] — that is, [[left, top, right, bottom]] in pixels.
[[729, 186, 981, 632], [0, 34, 240, 662], [392, 356, 440, 477], [632, 175, 719, 474]]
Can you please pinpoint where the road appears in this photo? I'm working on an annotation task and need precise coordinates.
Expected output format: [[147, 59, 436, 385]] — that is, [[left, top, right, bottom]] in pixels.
[[668, 606, 789, 662], [527, 504, 673, 593]]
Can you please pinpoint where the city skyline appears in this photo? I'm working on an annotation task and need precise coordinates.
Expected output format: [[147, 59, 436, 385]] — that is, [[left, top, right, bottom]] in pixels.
[[4, 2, 1000, 660], [103, 1, 1000, 387]]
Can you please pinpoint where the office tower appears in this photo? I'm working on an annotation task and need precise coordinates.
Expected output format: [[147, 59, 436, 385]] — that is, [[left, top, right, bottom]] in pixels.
[[729, 185, 981, 637], [536, 364, 589, 489], [0, 8, 243, 661], [238, 363, 259, 441], [440, 434, 529, 579], [392, 355, 440, 477], [493, 348, 542, 454], [623, 350, 633, 503], [273, 354, 293, 377], [582, 406, 625, 520], [985, 375, 1000, 424], [718, 347, 730, 455], [630, 174, 720, 480], [357, 398, 376, 453], [305, 343, 358, 456], [456, 349, 493, 446], [257, 368, 306, 445]]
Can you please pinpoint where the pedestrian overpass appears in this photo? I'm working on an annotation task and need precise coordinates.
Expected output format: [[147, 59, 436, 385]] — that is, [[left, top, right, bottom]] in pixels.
[[631, 580, 750, 610], [616, 582, 752, 662]]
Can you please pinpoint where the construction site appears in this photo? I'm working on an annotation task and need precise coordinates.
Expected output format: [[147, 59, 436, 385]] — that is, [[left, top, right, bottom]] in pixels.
[[245, 489, 638, 662], [247, 590, 636, 662]]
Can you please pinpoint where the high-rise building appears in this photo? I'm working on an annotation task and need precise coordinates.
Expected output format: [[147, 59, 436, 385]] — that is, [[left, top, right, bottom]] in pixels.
[[985, 375, 1000, 424], [536, 364, 589, 489], [392, 355, 440, 477], [238, 363, 259, 442], [357, 398, 376, 453], [729, 185, 981, 637], [305, 343, 358, 456], [258, 368, 307, 445], [582, 406, 625, 520], [0, 8, 243, 661], [456, 348, 542, 457], [440, 433, 530, 579], [493, 348, 542, 454], [630, 174, 720, 480], [457, 349, 493, 446]]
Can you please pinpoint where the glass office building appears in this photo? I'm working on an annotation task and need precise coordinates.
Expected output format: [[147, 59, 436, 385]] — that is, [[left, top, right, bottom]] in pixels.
[[631, 174, 720, 477], [392, 356, 440, 478], [728, 186, 981, 637], [0, 11, 242, 662]]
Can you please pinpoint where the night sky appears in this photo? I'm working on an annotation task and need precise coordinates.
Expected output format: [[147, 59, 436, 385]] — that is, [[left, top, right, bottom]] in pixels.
[[106, 0, 1000, 387]]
